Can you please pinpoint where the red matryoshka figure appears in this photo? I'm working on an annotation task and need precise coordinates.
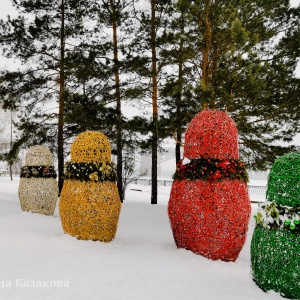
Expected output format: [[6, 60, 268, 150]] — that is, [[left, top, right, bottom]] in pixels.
[[168, 109, 251, 262]]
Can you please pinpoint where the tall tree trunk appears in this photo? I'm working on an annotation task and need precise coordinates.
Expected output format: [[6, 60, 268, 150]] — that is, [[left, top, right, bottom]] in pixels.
[[175, 64, 183, 164], [9, 110, 13, 181], [110, 0, 123, 202], [175, 13, 184, 164], [201, 0, 212, 110], [150, 0, 158, 205], [175, 130, 181, 164], [58, 0, 65, 194]]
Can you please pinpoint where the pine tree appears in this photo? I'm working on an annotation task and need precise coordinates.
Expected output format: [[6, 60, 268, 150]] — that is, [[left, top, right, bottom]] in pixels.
[[97, 0, 135, 202], [0, 0, 97, 192], [128, 0, 173, 204], [170, 0, 300, 169], [159, 1, 198, 164]]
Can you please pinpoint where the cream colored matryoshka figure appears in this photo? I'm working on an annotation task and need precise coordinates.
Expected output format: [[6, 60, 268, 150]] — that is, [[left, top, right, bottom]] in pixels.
[[18, 145, 58, 215], [59, 131, 121, 242]]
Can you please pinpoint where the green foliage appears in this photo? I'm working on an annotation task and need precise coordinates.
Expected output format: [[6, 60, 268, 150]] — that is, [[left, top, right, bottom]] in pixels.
[[0, 0, 98, 167], [172, 0, 300, 169], [64, 93, 115, 135], [254, 201, 300, 232], [0, 0, 300, 177]]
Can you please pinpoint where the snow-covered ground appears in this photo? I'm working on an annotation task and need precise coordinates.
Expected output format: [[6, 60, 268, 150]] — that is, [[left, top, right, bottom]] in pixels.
[[0, 176, 283, 300]]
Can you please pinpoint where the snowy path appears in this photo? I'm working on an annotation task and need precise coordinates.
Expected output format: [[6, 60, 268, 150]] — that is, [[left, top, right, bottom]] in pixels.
[[0, 177, 283, 300]]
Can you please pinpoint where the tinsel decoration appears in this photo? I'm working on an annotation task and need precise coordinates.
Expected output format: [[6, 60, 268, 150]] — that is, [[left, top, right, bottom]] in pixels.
[[266, 152, 300, 208], [168, 110, 251, 262], [70, 131, 111, 163], [169, 180, 250, 261], [20, 166, 57, 179], [63, 162, 117, 182], [251, 152, 300, 299], [59, 131, 121, 242], [173, 157, 248, 182], [18, 145, 58, 216]]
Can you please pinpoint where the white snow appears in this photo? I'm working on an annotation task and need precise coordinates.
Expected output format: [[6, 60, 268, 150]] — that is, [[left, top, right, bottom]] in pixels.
[[0, 176, 283, 300], [181, 157, 191, 165]]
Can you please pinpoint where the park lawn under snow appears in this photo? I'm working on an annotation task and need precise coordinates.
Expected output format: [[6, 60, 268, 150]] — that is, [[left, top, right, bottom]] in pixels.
[[0, 176, 283, 300]]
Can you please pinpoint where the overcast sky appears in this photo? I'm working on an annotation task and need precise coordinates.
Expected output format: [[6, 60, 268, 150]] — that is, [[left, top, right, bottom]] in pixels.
[[0, 0, 299, 19]]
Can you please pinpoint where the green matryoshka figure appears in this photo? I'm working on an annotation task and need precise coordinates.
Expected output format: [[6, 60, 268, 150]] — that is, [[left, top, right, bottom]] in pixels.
[[251, 152, 300, 299]]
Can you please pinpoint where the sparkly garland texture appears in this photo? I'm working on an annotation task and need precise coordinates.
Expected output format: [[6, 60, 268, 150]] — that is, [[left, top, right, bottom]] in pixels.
[[59, 181, 121, 242], [184, 110, 238, 160], [168, 110, 251, 262], [169, 179, 251, 262], [173, 157, 248, 183], [19, 145, 58, 216], [24, 145, 55, 166], [20, 166, 57, 179], [267, 152, 300, 208], [70, 131, 111, 163], [59, 131, 121, 243], [63, 162, 117, 182], [251, 226, 299, 299], [251, 152, 300, 300]]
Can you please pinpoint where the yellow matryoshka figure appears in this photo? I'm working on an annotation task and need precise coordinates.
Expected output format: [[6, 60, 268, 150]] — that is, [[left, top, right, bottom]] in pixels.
[[59, 131, 121, 242]]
